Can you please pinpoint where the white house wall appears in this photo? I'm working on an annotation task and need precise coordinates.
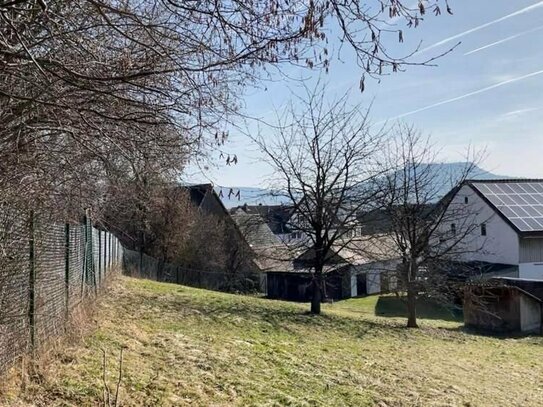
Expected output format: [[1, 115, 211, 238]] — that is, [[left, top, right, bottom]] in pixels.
[[519, 237, 543, 263], [444, 184, 519, 265], [350, 274, 358, 297], [519, 263, 543, 279], [519, 238, 543, 279], [352, 259, 400, 295], [366, 270, 381, 295]]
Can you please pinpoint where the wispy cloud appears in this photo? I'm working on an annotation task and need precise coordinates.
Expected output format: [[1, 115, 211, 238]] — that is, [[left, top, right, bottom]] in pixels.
[[464, 25, 543, 56], [386, 69, 543, 121], [419, 1, 543, 54], [504, 107, 541, 116]]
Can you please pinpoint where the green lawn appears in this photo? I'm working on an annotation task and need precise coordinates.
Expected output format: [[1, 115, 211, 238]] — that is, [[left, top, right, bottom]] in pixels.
[[3, 276, 543, 406]]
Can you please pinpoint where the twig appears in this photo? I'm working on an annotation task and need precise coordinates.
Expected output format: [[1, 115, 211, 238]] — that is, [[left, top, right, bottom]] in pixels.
[[114, 347, 124, 407], [101, 349, 111, 407]]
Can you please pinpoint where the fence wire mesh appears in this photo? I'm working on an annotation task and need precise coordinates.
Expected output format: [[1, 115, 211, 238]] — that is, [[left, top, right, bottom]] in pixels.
[[0, 212, 123, 375], [122, 248, 260, 292]]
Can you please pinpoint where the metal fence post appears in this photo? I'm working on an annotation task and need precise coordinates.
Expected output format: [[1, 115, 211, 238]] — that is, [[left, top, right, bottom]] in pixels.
[[102, 232, 106, 279], [64, 223, 70, 328], [98, 229, 102, 287], [109, 233, 112, 269], [139, 248, 143, 278], [92, 226, 97, 294], [83, 209, 97, 296], [28, 212, 36, 352], [81, 214, 86, 298]]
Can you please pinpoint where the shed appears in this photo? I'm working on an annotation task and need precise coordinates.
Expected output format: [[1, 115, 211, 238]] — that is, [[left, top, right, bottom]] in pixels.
[[266, 266, 352, 302], [464, 284, 543, 334], [490, 277, 543, 301]]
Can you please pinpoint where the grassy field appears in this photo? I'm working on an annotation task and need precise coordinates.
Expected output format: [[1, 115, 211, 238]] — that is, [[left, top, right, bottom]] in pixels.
[[3, 276, 543, 406]]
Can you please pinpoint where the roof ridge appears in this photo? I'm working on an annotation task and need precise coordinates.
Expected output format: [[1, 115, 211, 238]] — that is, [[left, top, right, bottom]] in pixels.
[[467, 178, 543, 183]]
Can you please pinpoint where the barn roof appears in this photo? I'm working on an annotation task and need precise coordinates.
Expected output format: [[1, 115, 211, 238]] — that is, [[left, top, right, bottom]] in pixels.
[[467, 179, 543, 236], [231, 204, 293, 234], [293, 234, 398, 268], [230, 210, 282, 247]]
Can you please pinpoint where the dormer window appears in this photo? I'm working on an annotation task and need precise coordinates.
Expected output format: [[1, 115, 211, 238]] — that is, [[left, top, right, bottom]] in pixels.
[[464, 196, 469, 204], [481, 223, 487, 236], [451, 223, 457, 235]]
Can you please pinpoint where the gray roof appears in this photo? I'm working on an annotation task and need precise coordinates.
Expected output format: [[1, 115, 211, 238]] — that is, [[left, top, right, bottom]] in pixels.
[[230, 210, 281, 247]]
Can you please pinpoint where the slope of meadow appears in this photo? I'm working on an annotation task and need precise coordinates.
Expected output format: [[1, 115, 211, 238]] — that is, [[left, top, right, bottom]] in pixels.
[[2, 276, 542, 406]]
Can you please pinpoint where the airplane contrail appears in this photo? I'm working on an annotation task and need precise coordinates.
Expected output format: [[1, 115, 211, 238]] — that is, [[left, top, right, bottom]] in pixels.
[[504, 107, 541, 116], [419, 1, 543, 54], [388, 69, 543, 121], [465, 25, 543, 56]]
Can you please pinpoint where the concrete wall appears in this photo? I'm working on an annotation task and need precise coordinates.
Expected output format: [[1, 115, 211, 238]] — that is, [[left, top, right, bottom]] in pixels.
[[520, 295, 541, 333], [444, 184, 519, 265]]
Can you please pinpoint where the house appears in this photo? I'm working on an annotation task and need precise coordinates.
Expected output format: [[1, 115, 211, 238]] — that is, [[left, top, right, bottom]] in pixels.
[[231, 204, 293, 240], [442, 179, 543, 279], [230, 207, 283, 247], [464, 279, 543, 334], [183, 184, 264, 289], [266, 268, 353, 302], [264, 235, 399, 302], [230, 197, 404, 301], [230, 207, 358, 301], [186, 183, 233, 217], [230, 206, 295, 292]]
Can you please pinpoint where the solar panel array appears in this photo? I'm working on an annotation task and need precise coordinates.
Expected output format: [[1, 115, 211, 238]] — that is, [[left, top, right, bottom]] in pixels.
[[472, 182, 543, 232]]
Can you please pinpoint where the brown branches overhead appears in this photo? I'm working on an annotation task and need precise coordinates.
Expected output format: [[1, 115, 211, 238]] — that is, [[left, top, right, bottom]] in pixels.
[[0, 0, 453, 219]]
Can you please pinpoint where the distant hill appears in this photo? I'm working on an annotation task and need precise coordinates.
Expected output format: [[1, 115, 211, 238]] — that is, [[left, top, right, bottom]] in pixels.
[[217, 163, 509, 208], [392, 162, 509, 200]]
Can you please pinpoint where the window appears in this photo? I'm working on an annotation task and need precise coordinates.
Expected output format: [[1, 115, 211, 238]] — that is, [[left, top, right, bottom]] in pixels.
[[481, 223, 487, 236], [451, 223, 456, 235], [464, 196, 469, 204], [291, 231, 303, 240]]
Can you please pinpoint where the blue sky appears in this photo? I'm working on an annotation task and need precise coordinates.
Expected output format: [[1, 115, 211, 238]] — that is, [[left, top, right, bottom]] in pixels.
[[189, 0, 543, 188]]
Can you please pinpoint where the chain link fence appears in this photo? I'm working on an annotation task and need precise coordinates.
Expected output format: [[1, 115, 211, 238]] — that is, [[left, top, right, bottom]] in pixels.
[[0, 211, 123, 375], [122, 249, 261, 293]]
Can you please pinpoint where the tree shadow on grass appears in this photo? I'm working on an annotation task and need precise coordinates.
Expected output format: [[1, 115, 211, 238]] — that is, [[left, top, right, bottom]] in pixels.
[[123, 279, 468, 343], [374, 296, 462, 322], [133, 286, 425, 342]]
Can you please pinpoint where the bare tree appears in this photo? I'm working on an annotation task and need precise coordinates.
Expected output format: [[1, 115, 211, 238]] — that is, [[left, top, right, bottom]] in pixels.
[[254, 86, 387, 314], [174, 209, 259, 292], [373, 124, 485, 328], [0, 0, 458, 257]]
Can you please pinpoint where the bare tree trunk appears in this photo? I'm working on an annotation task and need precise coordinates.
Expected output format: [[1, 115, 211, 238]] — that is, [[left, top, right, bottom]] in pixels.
[[311, 274, 323, 315], [406, 282, 418, 328]]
